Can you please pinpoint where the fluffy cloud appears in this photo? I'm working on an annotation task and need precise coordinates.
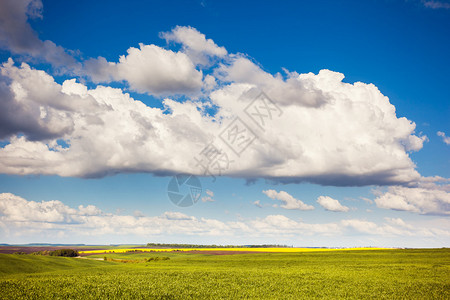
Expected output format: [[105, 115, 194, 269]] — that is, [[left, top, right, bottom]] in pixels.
[[253, 200, 263, 208], [341, 219, 414, 236], [0, 193, 228, 237], [437, 131, 450, 145], [0, 59, 99, 140], [161, 26, 227, 65], [84, 26, 229, 95], [84, 44, 203, 96], [384, 217, 413, 229], [0, 193, 101, 223], [201, 189, 215, 202], [0, 0, 79, 70], [374, 184, 450, 215], [209, 66, 425, 185], [216, 57, 328, 107], [0, 25, 427, 186], [263, 190, 314, 210], [317, 196, 349, 212], [1, 193, 448, 245], [0, 60, 215, 177], [417, 176, 450, 192]]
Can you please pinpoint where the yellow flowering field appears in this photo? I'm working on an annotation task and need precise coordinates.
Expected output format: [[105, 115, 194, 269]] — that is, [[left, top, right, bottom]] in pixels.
[[79, 247, 390, 254]]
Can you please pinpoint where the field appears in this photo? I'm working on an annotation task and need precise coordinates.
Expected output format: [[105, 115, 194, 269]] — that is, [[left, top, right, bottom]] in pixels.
[[78, 247, 389, 254], [0, 248, 449, 299]]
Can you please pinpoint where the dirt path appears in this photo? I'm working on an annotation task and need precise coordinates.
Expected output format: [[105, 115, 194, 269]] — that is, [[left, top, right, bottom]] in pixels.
[[75, 256, 104, 261]]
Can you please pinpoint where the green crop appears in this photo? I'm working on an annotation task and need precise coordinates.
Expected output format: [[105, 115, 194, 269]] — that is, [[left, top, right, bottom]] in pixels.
[[0, 249, 448, 299]]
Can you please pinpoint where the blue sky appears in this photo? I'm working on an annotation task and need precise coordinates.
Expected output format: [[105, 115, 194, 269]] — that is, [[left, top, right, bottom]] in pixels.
[[0, 0, 448, 247]]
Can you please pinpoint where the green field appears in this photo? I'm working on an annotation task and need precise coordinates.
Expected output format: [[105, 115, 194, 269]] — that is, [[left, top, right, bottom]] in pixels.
[[0, 249, 449, 299]]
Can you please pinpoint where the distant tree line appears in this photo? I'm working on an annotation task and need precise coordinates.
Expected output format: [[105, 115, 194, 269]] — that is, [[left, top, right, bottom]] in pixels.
[[30, 249, 79, 257], [246, 245, 292, 248]]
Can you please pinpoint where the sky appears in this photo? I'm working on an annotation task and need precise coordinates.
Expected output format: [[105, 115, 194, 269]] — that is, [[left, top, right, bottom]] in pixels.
[[0, 0, 449, 247]]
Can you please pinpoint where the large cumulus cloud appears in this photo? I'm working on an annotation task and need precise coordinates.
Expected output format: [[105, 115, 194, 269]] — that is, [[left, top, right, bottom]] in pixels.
[[0, 49, 426, 185], [0, 5, 429, 186]]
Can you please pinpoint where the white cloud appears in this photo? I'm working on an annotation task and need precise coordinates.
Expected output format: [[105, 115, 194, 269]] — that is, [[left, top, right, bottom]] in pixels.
[[201, 189, 215, 202], [163, 211, 193, 220], [417, 176, 450, 192], [0, 0, 79, 70], [84, 44, 203, 96], [0, 193, 449, 246], [253, 200, 263, 208], [133, 210, 145, 218], [0, 193, 227, 237], [384, 217, 413, 229], [317, 196, 349, 212], [340, 219, 410, 236], [360, 197, 374, 204], [374, 184, 450, 215], [263, 190, 314, 210], [437, 131, 450, 145], [84, 26, 227, 95], [0, 193, 91, 223], [210, 66, 425, 185], [0, 60, 214, 177], [161, 26, 227, 65], [0, 59, 99, 140], [0, 27, 427, 186], [216, 57, 328, 107]]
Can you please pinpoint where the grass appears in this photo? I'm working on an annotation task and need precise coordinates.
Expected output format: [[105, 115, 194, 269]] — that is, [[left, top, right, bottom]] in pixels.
[[0, 248, 449, 299]]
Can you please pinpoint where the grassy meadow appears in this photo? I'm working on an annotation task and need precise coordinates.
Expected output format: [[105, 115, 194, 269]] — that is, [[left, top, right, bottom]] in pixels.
[[0, 248, 449, 299]]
